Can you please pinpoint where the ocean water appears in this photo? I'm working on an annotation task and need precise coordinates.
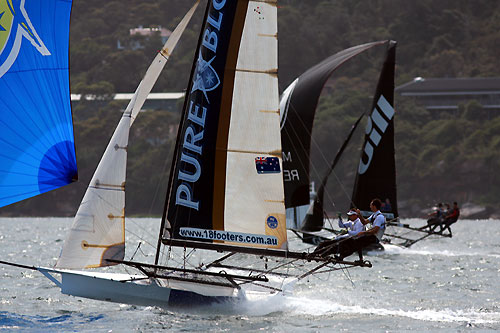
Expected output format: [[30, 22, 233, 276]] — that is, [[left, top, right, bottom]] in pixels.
[[1, 217, 499, 332]]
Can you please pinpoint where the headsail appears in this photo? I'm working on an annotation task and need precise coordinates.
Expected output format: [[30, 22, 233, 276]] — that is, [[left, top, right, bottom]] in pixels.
[[0, 0, 76, 207], [56, 2, 199, 269], [163, 0, 287, 250], [280, 41, 389, 209], [351, 41, 398, 219]]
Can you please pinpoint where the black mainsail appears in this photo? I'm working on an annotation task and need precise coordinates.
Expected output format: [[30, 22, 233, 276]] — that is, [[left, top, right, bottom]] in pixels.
[[280, 41, 389, 209], [351, 41, 398, 220]]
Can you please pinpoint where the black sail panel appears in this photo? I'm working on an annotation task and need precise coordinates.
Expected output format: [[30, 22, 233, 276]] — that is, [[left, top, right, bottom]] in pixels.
[[351, 41, 398, 219], [164, 1, 245, 241], [281, 41, 389, 208]]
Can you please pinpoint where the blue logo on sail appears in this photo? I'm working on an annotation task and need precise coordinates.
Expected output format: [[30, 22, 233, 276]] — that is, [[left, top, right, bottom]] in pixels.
[[0, 0, 51, 78], [266, 216, 278, 229], [191, 51, 220, 103]]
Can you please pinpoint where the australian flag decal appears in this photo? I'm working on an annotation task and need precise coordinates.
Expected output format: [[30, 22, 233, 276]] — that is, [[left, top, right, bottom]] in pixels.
[[255, 157, 281, 174]]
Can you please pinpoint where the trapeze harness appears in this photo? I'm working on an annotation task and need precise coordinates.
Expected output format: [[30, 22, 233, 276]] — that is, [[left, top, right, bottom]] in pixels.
[[368, 212, 385, 243]]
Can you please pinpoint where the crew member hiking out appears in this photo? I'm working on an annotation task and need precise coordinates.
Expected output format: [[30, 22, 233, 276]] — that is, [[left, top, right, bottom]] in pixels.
[[420, 201, 459, 236], [438, 201, 460, 236], [311, 199, 386, 262]]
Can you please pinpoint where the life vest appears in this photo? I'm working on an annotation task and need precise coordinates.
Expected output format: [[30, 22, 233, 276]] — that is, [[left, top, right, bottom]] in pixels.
[[369, 212, 385, 229]]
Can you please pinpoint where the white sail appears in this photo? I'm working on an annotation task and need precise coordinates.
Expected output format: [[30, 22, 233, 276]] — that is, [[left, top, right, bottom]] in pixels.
[[56, 108, 132, 268], [224, 1, 287, 248], [56, 2, 199, 269]]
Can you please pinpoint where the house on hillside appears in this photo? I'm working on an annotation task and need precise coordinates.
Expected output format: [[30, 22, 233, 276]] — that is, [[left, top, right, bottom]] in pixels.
[[396, 77, 500, 113], [117, 26, 172, 50]]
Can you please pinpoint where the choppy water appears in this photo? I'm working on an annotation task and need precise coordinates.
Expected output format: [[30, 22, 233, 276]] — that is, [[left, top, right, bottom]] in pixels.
[[1, 217, 499, 332]]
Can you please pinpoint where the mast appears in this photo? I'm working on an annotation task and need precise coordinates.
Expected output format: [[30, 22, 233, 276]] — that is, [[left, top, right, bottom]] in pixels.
[[155, 1, 210, 265], [351, 41, 398, 219]]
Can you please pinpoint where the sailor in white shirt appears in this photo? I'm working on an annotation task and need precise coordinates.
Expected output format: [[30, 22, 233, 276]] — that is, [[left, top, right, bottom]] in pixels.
[[355, 198, 386, 241], [312, 200, 386, 260], [337, 210, 365, 238]]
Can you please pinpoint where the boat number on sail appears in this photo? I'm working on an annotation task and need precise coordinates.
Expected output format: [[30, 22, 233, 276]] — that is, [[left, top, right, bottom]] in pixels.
[[255, 156, 281, 174], [358, 95, 394, 174], [179, 227, 278, 246], [175, 0, 227, 211]]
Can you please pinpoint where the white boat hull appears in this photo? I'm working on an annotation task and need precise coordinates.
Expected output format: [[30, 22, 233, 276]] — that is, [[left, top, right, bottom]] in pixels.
[[38, 268, 243, 307]]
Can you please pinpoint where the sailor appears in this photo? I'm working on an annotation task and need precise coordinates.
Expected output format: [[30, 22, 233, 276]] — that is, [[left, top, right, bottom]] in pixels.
[[438, 201, 460, 235], [338, 210, 365, 237], [381, 198, 392, 212], [314, 210, 365, 251], [421, 203, 444, 231], [311, 201, 383, 261], [356, 199, 385, 241]]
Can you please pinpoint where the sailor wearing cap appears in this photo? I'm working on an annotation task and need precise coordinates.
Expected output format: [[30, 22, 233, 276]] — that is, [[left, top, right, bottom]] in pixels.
[[338, 210, 365, 237]]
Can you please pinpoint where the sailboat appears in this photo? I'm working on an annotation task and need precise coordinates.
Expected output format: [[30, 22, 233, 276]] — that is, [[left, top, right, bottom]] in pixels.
[[1, 0, 371, 308], [281, 40, 452, 249], [279, 41, 394, 241]]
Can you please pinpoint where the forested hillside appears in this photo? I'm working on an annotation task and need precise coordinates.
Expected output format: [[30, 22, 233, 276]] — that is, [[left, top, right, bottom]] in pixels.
[[2, 0, 500, 217]]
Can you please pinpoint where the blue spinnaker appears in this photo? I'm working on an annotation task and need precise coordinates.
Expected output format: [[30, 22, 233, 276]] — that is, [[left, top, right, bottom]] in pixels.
[[0, 0, 76, 208]]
